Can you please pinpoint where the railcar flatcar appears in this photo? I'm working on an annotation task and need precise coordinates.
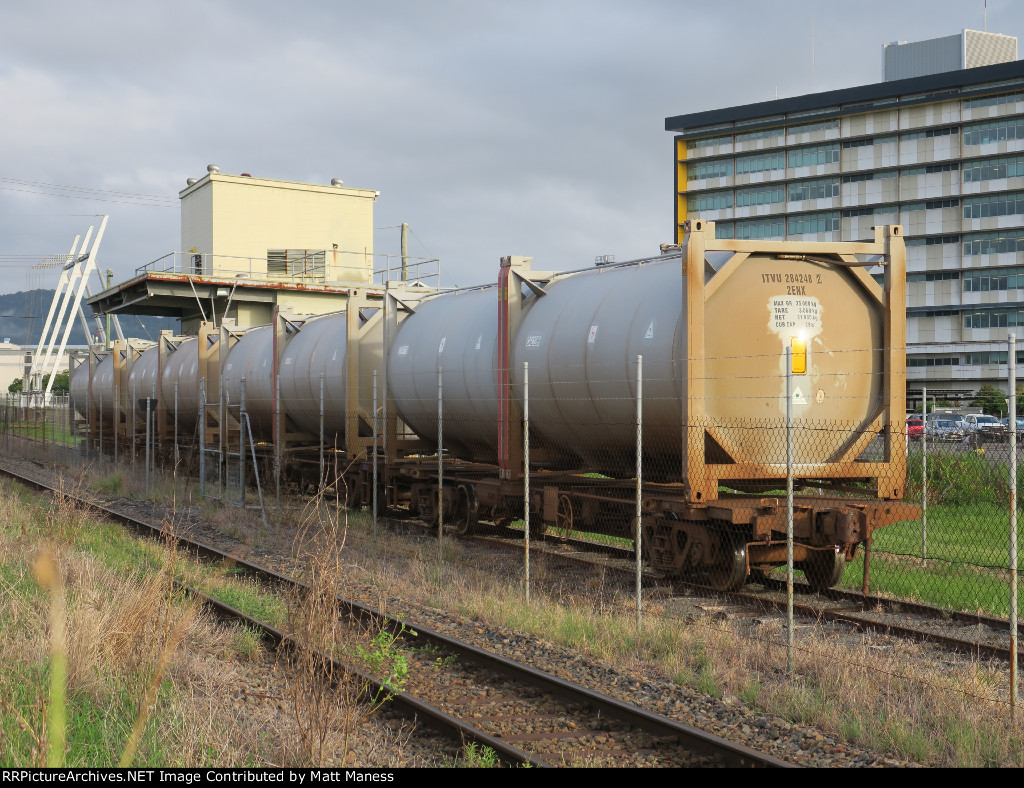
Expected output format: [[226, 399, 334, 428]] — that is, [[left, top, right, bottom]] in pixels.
[[71, 221, 916, 590]]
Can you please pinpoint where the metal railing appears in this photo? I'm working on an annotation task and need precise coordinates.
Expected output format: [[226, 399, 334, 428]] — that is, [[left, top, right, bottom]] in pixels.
[[135, 250, 441, 288]]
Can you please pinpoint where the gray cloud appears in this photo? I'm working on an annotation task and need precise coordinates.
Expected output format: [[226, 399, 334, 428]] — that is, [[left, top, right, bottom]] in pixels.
[[0, 0, 1017, 291]]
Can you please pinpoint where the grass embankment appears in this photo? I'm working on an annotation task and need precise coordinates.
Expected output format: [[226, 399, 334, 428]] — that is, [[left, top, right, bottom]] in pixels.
[[11, 440, 1024, 766], [355, 515, 1024, 766], [836, 449, 1024, 617], [0, 469, 478, 768], [0, 477, 284, 766]]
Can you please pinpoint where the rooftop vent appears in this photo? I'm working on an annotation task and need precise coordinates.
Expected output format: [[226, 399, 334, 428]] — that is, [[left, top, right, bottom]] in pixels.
[[207, 164, 220, 174], [240, 172, 252, 177], [331, 178, 344, 187], [186, 177, 198, 186]]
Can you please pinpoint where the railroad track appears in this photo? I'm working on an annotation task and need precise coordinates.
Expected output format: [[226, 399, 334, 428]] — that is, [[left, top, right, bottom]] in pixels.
[[0, 463, 790, 768], [466, 523, 1024, 668]]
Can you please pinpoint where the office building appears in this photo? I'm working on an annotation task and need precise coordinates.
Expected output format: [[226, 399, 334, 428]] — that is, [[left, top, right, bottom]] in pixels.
[[667, 32, 1024, 402]]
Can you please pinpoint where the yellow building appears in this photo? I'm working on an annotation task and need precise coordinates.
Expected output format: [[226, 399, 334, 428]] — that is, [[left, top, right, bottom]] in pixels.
[[89, 167, 384, 333], [180, 169, 377, 284]]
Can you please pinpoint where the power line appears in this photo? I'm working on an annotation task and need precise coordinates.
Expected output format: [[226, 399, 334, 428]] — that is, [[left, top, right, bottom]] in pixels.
[[0, 176, 178, 208]]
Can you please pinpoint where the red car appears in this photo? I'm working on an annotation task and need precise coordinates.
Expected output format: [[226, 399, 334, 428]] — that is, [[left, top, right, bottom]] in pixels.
[[907, 418, 924, 440]]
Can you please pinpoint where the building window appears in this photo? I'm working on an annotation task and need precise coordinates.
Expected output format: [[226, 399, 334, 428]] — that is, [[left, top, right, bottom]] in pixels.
[[842, 205, 895, 218], [963, 118, 1024, 146], [733, 217, 784, 239], [842, 170, 898, 183], [687, 190, 733, 211], [715, 222, 734, 239], [686, 134, 732, 150], [963, 92, 1024, 110], [903, 199, 959, 212], [963, 192, 1024, 219], [788, 177, 839, 201], [689, 159, 733, 180], [963, 230, 1024, 255], [735, 185, 784, 207], [963, 308, 1024, 329], [787, 144, 839, 168], [964, 265, 1024, 291], [962, 154, 1024, 182], [901, 162, 959, 176], [787, 119, 839, 134], [788, 212, 839, 234], [267, 249, 326, 277], [907, 271, 960, 282], [735, 127, 783, 142], [735, 152, 785, 175], [906, 234, 960, 247], [965, 351, 1024, 365], [907, 357, 961, 367], [900, 126, 959, 141]]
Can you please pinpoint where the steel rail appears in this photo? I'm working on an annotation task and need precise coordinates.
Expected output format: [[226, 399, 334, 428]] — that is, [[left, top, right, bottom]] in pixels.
[[469, 524, 1024, 667], [0, 464, 791, 768]]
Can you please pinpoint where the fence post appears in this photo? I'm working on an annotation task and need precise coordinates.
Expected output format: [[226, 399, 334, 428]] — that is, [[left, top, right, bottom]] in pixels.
[[372, 369, 379, 542], [437, 366, 443, 569], [523, 361, 530, 604], [922, 385, 928, 566], [199, 377, 206, 498], [786, 346, 795, 676], [319, 372, 325, 490], [131, 383, 137, 471], [145, 397, 152, 494], [245, 412, 268, 530], [239, 377, 247, 508], [635, 354, 643, 630], [1010, 333, 1018, 719], [275, 373, 281, 511], [173, 380, 179, 489]]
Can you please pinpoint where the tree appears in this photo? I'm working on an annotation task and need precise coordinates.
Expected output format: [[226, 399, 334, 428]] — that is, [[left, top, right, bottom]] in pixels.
[[7, 371, 70, 395], [970, 384, 1009, 417]]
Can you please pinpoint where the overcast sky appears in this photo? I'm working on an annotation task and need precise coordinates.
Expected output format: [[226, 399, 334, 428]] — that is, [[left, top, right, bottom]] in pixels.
[[0, 0, 1018, 294]]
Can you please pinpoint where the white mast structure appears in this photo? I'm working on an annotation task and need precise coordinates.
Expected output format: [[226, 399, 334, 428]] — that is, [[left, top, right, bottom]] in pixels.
[[29, 215, 118, 399]]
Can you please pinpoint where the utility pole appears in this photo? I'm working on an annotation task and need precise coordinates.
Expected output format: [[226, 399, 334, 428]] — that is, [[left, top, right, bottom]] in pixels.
[[401, 222, 409, 281], [105, 270, 113, 350]]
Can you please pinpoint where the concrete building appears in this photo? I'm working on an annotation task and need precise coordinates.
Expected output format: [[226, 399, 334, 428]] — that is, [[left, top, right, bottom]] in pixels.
[[667, 33, 1024, 404], [0, 341, 71, 394], [89, 167, 394, 333], [179, 169, 377, 284], [883, 30, 1016, 81]]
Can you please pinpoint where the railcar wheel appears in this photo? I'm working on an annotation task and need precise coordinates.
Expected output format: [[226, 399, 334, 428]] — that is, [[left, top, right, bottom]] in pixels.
[[453, 485, 478, 536], [552, 495, 575, 542], [709, 537, 748, 592], [804, 549, 846, 592]]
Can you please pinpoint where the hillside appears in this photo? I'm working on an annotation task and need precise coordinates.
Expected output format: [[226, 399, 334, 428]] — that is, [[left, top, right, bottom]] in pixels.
[[0, 290, 179, 345]]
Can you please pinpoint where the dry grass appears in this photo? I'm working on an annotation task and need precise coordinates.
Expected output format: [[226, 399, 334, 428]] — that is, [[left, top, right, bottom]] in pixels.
[[0, 476, 281, 766], [13, 429, 1023, 766], [329, 520, 1024, 767], [276, 475, 413, 767]]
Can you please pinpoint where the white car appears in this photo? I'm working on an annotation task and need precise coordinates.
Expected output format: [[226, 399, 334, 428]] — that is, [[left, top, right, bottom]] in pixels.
[[963, 414, 1007, 442]]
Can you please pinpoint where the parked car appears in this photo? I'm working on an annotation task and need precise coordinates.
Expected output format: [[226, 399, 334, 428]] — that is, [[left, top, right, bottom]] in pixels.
[[906, 417, 924, 440], [963, 413, 1008, 442], [1000, 416, 1024, 433], [926, 418, 966, 442]]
